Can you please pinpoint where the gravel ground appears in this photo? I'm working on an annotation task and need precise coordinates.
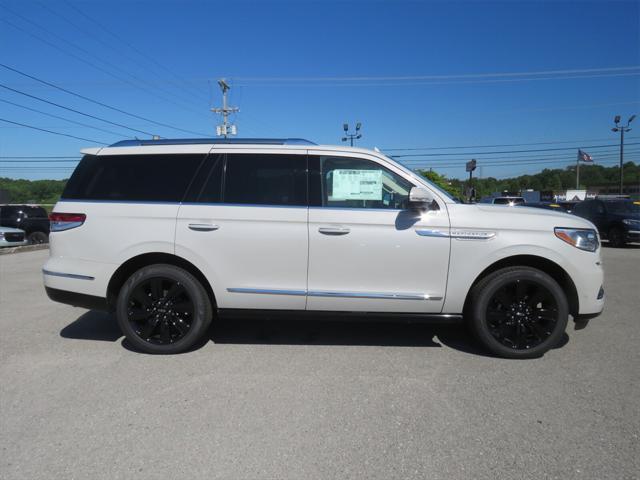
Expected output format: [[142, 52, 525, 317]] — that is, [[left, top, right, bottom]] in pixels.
[[0, 247, 638, 480]]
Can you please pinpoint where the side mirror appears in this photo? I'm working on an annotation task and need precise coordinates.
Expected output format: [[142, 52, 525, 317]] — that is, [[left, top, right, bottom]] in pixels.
[[409, 186, 434, 209]]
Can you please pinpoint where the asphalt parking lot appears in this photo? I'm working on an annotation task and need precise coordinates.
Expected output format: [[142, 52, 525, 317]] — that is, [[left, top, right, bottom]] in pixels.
[[1, 247, 639, 480]]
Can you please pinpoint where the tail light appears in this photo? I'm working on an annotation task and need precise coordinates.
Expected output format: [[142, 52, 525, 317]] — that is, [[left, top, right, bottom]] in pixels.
[[49, 212, 86, 232]]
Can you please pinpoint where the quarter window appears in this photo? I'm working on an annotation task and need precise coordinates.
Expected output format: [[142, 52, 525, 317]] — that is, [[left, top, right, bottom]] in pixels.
[[62, 154, 205, 202], [223, 154, 307, 206], [314, 156, 413, 209]]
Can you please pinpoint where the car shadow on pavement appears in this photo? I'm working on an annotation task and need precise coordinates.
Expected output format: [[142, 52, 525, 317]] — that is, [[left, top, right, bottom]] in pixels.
[[211, 317, 497, 355], [60, 310, 122, 342], [59, 311, 570, 358]]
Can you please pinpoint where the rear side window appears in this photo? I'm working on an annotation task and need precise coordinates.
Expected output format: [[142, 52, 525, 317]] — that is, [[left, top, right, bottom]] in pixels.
[[224, 154, 307, 206], [62, 154, 205, 202]]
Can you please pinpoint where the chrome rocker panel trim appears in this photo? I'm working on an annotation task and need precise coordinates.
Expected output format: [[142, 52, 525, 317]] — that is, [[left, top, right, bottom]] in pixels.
[[228, 287, 442, 301]]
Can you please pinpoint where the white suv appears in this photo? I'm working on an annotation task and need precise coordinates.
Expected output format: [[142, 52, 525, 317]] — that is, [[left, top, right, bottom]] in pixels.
[[43, 138, 604, 358]]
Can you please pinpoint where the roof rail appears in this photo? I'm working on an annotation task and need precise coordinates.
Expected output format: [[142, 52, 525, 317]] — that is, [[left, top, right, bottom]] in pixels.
[[108, 138, 317, 147]]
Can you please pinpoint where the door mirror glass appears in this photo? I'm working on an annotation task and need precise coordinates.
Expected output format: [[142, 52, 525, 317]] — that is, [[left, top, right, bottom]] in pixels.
[[409, 187, 433, 209]]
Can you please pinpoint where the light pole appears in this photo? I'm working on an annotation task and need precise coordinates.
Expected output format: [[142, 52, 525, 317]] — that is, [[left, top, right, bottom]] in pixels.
[[612, 114, 636, 195], [342, 122, 362, 146]]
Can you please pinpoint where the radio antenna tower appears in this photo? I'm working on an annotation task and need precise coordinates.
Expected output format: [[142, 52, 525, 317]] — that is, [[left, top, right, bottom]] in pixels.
[[211, 78, 239, 137]]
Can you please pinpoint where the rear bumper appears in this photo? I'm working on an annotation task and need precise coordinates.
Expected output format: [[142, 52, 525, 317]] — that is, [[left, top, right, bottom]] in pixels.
[[45, 286, 109, 311]]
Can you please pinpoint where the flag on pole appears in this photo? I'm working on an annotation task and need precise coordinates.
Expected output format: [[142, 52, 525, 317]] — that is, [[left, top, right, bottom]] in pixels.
[[577, 149, 593, 162]]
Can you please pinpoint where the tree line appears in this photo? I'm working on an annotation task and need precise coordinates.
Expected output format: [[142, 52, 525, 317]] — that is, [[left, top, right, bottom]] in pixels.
[[420, 161, 639, 199]]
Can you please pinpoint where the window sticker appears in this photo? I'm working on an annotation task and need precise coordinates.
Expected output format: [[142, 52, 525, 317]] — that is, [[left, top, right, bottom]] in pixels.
[[330, 169, 383, 201]]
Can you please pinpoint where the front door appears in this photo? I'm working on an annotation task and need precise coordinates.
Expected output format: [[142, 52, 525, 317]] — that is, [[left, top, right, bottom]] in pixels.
[[306, 152, 451, 313], [176, 151, 309, 310]]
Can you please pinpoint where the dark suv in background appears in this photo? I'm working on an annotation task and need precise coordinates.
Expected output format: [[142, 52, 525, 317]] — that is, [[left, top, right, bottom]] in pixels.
[[572, 198, 640, 247], [0, 205, 50, 244]]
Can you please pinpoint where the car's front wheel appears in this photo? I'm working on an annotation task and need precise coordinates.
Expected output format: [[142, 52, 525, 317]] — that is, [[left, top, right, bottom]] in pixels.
[[116, 264, 213, 354], [469, 266, 569, 359]]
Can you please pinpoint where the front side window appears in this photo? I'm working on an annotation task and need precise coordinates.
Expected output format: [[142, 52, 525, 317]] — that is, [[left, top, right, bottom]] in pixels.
[[224, 154, 307, 206], [312, 156, 413, 209]]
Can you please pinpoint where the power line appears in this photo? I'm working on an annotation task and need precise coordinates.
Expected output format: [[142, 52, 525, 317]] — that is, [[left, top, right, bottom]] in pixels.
[[0, 64, 210, 137], [0, 9, 210, 119], [0, 83, 158, 136], [0, 160, 80, 163], [234, 72, 640, 88], [0, 98, 125, 138], [390, 142, 640, 158], [0, 156, 80, 159], [234, 66, 640, 83], [399, 149, 640, 164], [30, 0, 207, 107], [0, 118, 108, 144], [382, 136, 640, 151], [401, 156, 639, 168], [59, 0, 208, 103]]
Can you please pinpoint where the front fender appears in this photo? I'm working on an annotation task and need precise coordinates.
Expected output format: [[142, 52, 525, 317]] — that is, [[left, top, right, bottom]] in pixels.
[[442, 231, 574, 313]]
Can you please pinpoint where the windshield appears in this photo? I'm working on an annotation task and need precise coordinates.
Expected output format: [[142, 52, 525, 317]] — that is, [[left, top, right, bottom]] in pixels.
[[605, 201, 640, 214]]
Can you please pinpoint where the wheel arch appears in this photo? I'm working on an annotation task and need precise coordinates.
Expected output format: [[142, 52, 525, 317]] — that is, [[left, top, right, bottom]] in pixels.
[[106, 252, 216, 310], [462, 254, 579, 317]]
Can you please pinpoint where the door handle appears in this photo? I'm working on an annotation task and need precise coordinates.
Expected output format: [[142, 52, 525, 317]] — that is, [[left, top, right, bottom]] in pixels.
[[318, 227, 350, 235], [188, 223, 219, 232]]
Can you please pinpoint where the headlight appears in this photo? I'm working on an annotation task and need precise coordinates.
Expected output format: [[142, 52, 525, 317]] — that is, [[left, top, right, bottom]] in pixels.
[[0, 232, 4, 240], [554, 227, 599, 252], [622, 219, 640, 226]]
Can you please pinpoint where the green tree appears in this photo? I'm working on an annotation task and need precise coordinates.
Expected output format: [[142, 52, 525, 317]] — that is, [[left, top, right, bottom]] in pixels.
[[418, 170, 460, 197]]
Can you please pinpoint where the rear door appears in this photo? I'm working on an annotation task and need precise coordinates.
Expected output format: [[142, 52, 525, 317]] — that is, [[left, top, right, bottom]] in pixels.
[[175, 150, 309, 310], [306, 152, 451, 313]]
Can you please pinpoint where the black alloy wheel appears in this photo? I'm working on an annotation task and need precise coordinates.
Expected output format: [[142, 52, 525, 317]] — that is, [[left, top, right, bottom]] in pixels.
[[469, 266, 569, 358], [126, 277, 194, 345], [116, 264, 213, 354], [485, 279, 558, 350]]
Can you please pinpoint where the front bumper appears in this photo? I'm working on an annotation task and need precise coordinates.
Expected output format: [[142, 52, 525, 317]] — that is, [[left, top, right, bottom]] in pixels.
[[626, 230, 640, 243]]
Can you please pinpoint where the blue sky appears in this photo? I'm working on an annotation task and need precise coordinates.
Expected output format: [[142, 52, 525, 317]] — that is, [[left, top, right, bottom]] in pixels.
[[1, 0, 639, 180]]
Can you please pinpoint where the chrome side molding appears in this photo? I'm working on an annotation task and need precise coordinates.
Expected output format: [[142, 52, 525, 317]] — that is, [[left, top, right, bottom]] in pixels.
[[227, 288, 306, 296], [42, 269, 95, 281], [415, 229, 449, 238], [227, 287, 442, 301], [451, 230, 496, 240], [308, 290, 442, 301], [415, 228, 496, 240]]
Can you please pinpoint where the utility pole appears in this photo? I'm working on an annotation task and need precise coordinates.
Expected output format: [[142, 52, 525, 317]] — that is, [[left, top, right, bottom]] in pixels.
[[611, 114, 636, 195], [211, 79, 239, 138], [341, 122, 362, 146]]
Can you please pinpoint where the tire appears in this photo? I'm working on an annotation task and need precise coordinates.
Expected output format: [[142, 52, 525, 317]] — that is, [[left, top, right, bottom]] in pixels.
[[468, 266, 569, 359], [116, 264, 213, 354], [27, 231, 48, 244], [608, 227, 626, 248]]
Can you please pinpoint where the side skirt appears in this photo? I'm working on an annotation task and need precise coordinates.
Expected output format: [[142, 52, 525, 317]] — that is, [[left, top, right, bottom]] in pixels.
[[217, 309, 463, 324]]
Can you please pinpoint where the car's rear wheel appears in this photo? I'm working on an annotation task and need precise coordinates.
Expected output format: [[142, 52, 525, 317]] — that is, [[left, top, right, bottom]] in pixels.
[[116, 264, 213, 354], [608, 227, 626, 248], [469, 266, 568, 359], [27, 231, 48, 244]]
